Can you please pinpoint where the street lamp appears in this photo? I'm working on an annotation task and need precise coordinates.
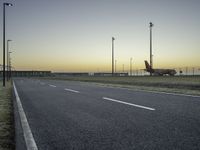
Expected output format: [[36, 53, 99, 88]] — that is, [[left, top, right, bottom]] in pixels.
[[112, 37, 115, 76], [7, 40, 12, 81], [149, 22, 153, 76], [3, 3, 13, 86], [115, 60, 117, 73], [130, 57, 133, 76], [9, 51, 12, 80]]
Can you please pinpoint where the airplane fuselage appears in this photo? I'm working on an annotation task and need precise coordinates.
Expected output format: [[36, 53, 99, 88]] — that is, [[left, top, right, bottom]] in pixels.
[[147, 68, 177, 76], [144, 60, 176, 76]]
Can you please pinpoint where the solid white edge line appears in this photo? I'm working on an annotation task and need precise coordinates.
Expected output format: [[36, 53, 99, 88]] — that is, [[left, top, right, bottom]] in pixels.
[[130, 89, 200, 98], [103, 85, 200, 98], [143, 90, 200, 98], [49, 84, 56, 87], [13, 81, 38, 150], [103, 97, 155, 111], [64, 88, 80, 93]]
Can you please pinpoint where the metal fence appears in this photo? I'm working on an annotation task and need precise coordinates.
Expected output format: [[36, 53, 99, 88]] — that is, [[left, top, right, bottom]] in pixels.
[[1, 65, 199, 77], [108, 67, 200, 76], [126, 67, 200, 76]]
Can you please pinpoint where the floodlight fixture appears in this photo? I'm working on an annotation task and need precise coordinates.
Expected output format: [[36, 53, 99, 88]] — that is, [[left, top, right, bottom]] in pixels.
[[5, 3, 13, 6], [149, 22, 154, 27]]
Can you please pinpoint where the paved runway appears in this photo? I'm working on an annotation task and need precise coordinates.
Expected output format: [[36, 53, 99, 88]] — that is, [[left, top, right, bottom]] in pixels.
[[14, 78, 200, 150]]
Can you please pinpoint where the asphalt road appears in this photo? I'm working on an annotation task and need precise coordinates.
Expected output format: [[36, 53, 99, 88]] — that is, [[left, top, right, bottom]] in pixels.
[[14, 78, 200, 150]]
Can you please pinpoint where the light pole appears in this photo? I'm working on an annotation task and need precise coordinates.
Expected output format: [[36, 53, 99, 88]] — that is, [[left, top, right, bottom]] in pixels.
[[115, 60, 117, 73], [3, 3, 13, 86], [7, 40, 12, 81], [192, 67, 195, 76], [112, 37, 115, 76], [130, 57, 133, 76], [149, 22, 153, 76], [9, 51, 12, 80]]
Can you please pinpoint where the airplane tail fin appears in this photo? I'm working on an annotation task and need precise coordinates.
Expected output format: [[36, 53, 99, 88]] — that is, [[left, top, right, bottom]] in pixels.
[[144, 60, 151, 71]]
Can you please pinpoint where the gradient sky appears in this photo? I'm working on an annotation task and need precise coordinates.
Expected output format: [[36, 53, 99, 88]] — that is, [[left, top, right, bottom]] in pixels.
[[0, 0, 200, 72]]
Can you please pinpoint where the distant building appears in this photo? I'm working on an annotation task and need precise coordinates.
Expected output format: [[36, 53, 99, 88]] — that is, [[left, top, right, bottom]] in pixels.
[[94, 72, 128, 77], [53, 72, 89, 77], [0, 70, 51, 77]]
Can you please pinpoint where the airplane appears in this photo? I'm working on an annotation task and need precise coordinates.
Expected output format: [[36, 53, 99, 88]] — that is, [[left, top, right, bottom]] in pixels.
[[144, 60, 176, 76]]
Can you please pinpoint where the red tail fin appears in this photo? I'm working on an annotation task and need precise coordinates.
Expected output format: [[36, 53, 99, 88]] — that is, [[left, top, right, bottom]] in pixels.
[[144, 60, 151, 71]]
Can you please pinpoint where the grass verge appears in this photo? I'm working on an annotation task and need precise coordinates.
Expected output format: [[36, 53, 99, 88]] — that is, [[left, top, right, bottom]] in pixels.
[[0, 81, 14, 150], [42, 76, 200, 96]]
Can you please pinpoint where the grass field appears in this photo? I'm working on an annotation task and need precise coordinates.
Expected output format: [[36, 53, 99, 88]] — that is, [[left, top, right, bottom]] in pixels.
[[0, 81, 14, 150], [43, 76, 200, 95]]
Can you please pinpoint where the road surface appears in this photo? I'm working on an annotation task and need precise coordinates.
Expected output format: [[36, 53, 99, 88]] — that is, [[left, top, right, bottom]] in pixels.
[[13, 78, 200, 150]]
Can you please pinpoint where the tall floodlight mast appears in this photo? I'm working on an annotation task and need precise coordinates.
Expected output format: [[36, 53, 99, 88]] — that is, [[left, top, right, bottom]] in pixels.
[[112, 37, 115, 76], [149, 22, 154, 76], [3, 3, 13, 86], [7, 40, 12, 81], [130, 57, 133, 76]]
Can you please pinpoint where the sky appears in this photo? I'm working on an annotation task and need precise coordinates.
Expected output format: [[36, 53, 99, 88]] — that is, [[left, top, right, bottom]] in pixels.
[[0, 0, 200, 72]]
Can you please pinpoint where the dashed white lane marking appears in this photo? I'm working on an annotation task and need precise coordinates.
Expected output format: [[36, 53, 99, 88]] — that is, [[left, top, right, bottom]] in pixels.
[[102, 97, 155, 111], [49, 84, 56, 87], [64, 88, 80, 93], [13, 82, 38, 150]]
